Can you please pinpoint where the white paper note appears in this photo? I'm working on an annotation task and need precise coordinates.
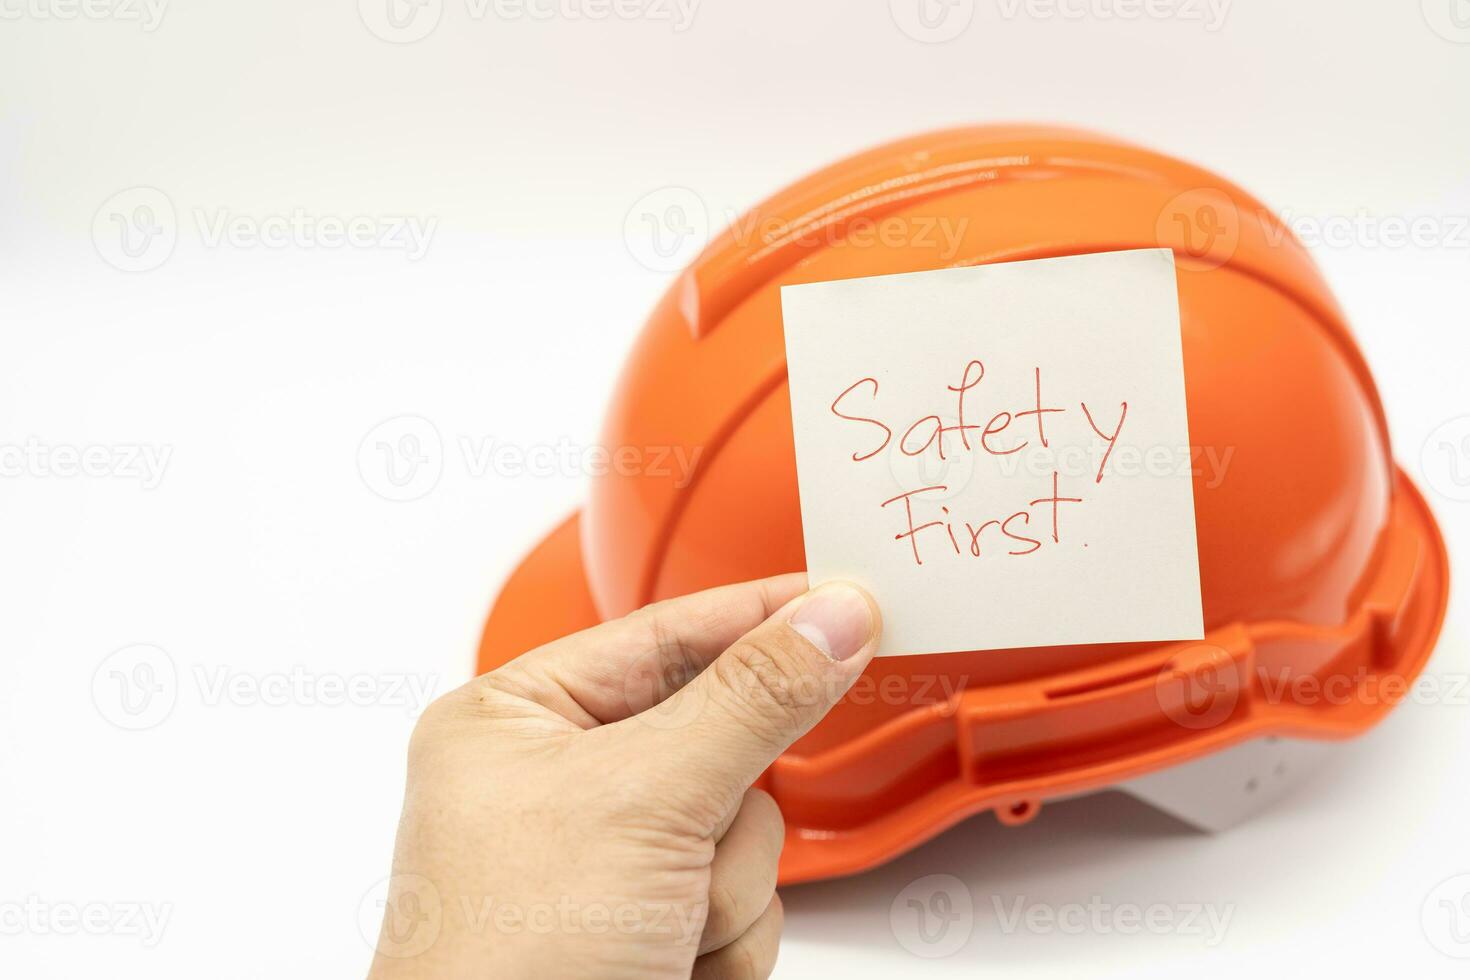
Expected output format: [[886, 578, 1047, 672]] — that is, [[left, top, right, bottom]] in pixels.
[[781, 248, 1203, 656]]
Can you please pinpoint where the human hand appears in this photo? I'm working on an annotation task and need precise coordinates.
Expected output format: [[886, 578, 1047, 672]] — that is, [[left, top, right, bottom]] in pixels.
[[366, 574, 882, 980]]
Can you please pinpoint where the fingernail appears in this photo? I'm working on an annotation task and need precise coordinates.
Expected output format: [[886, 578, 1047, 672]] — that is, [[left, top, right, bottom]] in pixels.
[[789, 584, 874, 662]]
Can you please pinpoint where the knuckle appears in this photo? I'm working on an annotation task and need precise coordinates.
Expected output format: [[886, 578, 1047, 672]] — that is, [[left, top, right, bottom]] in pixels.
[[743, 789, 785, 842], [464, 670, 543, 718], [405, 673, 528, 763], [729, 948, 764, 980], [702, 878, 742, 948], [599, 766, 707, 838], [629, 605, 708, 693], [734, 809, 785, 885], [737, 915, 780, 980], [696, 909, 780, 980], [715, 635, 816, 726], [406, 692, 455, 756]]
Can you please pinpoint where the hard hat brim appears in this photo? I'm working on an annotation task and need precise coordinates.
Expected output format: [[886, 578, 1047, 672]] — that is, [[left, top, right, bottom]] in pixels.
[[478, 468, 1448, 884]]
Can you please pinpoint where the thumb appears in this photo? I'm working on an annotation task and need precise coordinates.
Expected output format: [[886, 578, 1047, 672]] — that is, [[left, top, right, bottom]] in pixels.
[[635, 582, 882, 803]]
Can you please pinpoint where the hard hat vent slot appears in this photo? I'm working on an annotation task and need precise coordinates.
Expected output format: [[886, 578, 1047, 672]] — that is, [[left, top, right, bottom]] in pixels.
[[1045, 663, 1161, 700]]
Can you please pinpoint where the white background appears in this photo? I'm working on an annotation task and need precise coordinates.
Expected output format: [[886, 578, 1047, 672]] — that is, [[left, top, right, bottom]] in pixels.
[[1, 1, 1468, 976]]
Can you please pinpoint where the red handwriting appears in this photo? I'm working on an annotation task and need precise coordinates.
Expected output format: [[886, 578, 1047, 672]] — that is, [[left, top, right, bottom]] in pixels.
[[880, 485, 949, 566], [830, 362, 1091, 464], [880, 479, 1074, 566], [1015, 367, 1065, 448], [833, 359, 1129, 567], [830, 378, 889, 462], [1080, 400, 1128, 483], [944, 359, 986, 452], [1029, 470, 1084, 543]]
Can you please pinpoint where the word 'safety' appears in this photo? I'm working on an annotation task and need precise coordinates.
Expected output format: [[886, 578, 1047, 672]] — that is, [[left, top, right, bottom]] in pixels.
[[781, 249, 1204, 656]]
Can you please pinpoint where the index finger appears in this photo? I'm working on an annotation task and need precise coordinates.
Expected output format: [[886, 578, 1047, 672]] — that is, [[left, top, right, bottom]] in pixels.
[[481, 573, 809, 726]]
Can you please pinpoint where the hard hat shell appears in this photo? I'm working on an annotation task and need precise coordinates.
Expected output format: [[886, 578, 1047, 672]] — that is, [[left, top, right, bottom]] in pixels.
[[479, 126, 1449, 884]]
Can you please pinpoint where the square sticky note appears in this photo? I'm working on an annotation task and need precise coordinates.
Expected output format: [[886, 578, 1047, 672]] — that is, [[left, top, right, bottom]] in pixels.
[[780, 248, 1203, 656]]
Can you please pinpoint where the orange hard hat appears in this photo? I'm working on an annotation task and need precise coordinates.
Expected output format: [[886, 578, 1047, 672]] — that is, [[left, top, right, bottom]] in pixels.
[[478, 125, 1449, 884]]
